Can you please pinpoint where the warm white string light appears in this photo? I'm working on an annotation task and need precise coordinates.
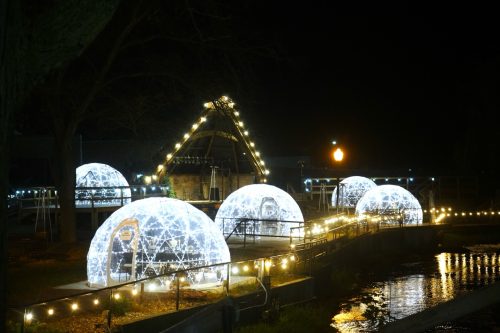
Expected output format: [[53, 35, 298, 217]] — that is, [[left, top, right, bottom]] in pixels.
[[160, 96, 269, 180]]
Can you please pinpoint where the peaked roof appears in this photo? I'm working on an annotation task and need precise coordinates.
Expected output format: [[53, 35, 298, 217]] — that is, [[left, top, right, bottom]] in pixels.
[[157, 96, 270, 181]]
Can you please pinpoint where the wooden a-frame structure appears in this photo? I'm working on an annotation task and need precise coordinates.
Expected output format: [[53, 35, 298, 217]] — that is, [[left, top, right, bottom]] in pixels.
[[157, 96, 269, 201]]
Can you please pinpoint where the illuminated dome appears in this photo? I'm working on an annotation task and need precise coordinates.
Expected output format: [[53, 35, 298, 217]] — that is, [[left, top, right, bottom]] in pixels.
[[75, 163, 131, 207], [215, 184, 304, 239], [331, 176, 377, 208], [355, 185, 423, 225], [87, 197, 230, 287]]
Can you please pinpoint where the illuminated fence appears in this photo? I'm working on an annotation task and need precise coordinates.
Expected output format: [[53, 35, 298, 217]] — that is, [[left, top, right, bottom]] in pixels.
[[7, 252, 307, 333], [218, 217, 305, 246], [291, 210, 426, 247], [423, 207, 500, 223], [10, 185, 171, 210], [8, 211, 437, 332], [219, 210, 424, 249]]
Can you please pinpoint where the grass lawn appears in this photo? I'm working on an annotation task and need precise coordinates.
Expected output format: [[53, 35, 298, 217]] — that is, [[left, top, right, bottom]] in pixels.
[[7, 241, 88, 306]]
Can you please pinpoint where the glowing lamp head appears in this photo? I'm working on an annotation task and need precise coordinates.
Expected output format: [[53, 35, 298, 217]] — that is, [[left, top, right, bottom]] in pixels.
[[333, 148, 344, 162]]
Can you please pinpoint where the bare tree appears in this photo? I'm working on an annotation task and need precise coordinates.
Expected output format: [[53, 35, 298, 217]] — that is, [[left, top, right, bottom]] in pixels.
[[31, 0, 281, 243], [1, 0, 120, 325]]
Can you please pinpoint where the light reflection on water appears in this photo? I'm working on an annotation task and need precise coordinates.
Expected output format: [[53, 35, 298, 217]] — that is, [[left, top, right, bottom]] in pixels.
[[331, 252, 500, 332]]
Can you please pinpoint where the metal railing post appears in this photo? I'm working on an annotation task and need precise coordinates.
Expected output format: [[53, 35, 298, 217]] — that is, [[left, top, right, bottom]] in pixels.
[[21, 308, 26, 333], [226, 264, 230, 295], [253, 220, 256, 244], [243, 220, 247, 248], [176, 275, 180, 311], [108, 289, 113, 329]]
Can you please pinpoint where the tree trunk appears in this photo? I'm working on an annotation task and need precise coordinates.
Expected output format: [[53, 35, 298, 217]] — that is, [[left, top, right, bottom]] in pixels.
[[0, 134, 10, 332], [54, 137, 77, 243], [1, 0, 22, 328]]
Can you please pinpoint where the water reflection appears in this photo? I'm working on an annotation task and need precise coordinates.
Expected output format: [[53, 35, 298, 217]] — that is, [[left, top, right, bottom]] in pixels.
[[331, 252, 500, 332]]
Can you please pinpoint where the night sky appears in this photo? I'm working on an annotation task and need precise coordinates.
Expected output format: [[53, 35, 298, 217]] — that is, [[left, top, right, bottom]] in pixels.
[[14, 2, 499, 183], [229, 2, 499, 176]]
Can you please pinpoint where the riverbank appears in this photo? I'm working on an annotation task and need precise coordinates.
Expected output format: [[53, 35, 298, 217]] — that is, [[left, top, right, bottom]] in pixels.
[[235, 241, 500, 332], [234, 248, 439, 332]]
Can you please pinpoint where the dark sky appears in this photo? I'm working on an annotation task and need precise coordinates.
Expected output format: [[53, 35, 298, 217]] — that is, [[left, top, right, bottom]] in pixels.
[[16, 2, 499, 181], [228, 2, 499, 176]]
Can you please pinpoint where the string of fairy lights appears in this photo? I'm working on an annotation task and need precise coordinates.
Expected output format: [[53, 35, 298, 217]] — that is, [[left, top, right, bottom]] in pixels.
[[19, 205, 500, 325], [20, 252, 298, 325], [423, 207, 500, 223], [155, 95, 270, 183]]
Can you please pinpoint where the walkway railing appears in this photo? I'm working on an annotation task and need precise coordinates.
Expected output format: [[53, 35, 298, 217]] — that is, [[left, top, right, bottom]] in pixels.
[[7, 210, 432, 332], [11, 185, 171, 211], [7, 248, 313, 333], [218, 217, 305, 247]]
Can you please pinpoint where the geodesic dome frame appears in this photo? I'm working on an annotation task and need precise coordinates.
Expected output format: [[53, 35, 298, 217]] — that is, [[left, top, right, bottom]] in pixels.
[[355, 184, 423, 225], [75, 163, 131, 207], [87, 197, 230, 287], [215, 184, 304, 239], [331, 176, 377, 208]]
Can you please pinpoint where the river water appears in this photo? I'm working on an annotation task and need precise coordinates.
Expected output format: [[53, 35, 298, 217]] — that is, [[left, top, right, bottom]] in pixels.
[[331, 246, 500, 332]]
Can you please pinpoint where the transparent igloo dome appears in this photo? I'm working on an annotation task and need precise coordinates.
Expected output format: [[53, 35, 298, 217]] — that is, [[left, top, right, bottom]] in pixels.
[[215, 184, 304, 239], [331, 176, 377, 208], [87, 197, 230, 287], [76, 163, 131, 207], [355, 185, 423, 225]]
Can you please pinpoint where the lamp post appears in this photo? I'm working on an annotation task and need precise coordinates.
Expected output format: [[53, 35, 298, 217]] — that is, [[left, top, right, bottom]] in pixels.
[[333, 147, 344, 214]]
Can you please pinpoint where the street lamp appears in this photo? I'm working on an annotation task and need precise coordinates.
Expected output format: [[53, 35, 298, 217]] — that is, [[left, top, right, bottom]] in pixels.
[[333, 147, 344, 163], [332, 147, 344, 213]]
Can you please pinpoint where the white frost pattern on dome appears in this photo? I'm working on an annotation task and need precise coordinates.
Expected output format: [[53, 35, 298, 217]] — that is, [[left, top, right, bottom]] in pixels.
[[87, 198, 230, 287], [75, 163, 131, 207], [215, 184, 304, 239], [355, 185, 423, 225], [331, 176, 377, 208]]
